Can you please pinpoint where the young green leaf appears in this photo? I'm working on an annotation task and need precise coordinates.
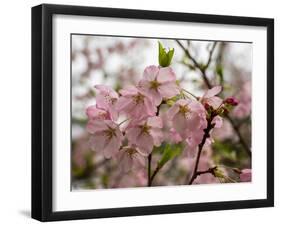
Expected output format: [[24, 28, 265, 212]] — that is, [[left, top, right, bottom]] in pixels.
[[158, 41, 174, 67], [158, 144, 182, 169]]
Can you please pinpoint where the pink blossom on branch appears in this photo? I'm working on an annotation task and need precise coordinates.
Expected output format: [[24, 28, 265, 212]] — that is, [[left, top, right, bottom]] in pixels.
[[167, 99, 208, 157], [117, 146, 146, 173], [200, 85, 223, 109], [126, 116, 164, 155], [116, 86, 157, 120], [86, 119, 123, 159], [167, 99, 207, 141], [95, 85, 119, 121], [86, 105, 111, 120], [138, 65, 180, 105]]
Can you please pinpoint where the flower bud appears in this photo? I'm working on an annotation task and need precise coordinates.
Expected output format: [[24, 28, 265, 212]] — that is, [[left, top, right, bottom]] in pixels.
[[224, 97, 239, 106]]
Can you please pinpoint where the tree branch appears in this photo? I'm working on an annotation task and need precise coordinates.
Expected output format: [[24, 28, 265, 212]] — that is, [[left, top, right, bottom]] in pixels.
[[188, 117, 215, 185], [176, 40, 251, 157]]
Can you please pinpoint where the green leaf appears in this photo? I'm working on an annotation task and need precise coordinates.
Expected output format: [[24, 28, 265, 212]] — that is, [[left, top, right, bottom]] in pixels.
[[158, 144, 182, 169], [158, 41, 174, 67]]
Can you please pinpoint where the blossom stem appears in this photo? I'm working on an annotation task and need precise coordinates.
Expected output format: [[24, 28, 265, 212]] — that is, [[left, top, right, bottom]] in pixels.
[[118, 118, 130, 126], [182, 89, 198, 99]]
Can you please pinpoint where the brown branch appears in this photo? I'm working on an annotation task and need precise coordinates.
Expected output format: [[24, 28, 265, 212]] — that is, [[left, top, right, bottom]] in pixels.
[[188, 117, 215, 185], [176, 40, 212, 88], [226, 115, 252, 157], [150, 165, 161, 184], [176, 40, 251, 157]]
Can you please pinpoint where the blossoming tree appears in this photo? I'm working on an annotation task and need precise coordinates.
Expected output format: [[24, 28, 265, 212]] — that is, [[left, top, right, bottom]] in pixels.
[[84, 42, 251, 187]]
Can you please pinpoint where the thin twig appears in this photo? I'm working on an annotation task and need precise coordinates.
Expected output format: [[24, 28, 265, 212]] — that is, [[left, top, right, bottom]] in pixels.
[[176, 40, 212, 88]]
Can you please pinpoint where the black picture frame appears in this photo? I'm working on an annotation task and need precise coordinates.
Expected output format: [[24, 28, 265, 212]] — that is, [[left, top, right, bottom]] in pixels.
[[32, 3, 274, 222]]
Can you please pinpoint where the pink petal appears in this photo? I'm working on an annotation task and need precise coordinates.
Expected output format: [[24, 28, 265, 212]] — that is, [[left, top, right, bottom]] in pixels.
[[157, 67, 176, 83], [117, 151, 132, 173], [95, 85, 118, 98], [169, 128, 182, 143], [126, 127, 142, 145], [86, 106, 109, 120], [137, 133, 154, 155], [108, 107, 118, 121], [147, 116, 163, 128], [149, 128, 163, 146], [86, 120, 108, 134], [212, 115, 223, 128], [94, 84, 111, 93], [143, 65, 159, 81], [166, 104, 179, 120], [119, 86, 138, 96], [185, 113, 203, 130], [206, 96, 223, 109], [103, 136, 121, 158], [89, 134, 106, 152], [173, 113, 188, 137], [143, 98, 157, 116], [203, 86, 222, 98], [116, 96, 134, 113], [95, 94, 109, 110], [158, 82, 180, 98]]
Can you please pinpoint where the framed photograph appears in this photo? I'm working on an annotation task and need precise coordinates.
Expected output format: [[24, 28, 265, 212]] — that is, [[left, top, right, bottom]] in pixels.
[[32, 4, 274, 221]]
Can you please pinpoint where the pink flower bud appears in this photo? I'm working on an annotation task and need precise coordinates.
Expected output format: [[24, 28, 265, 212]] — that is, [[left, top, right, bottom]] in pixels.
[[224, 97, 239, 106]]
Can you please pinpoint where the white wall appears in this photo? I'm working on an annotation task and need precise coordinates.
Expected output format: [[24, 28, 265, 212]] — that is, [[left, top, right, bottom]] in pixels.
[[0, 0, 279, 225]]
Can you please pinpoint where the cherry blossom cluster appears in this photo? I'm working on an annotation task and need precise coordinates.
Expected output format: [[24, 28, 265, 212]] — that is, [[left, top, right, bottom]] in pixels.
[[85, 62, 241, 176]]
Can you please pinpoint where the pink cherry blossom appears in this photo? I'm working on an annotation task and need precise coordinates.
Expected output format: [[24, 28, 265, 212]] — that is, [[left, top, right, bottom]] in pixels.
[[86, 119, 123, 159], [169, 128, 183, 144], [240, 169, 252, 182], [126, 116, 163, 155], [138, 65, 180, 105], [95, 85, 119, 121], [212, 115, 223, 128], [201, 86, 223, 109], [117, 146, 146, 173], [86, 105, 111, 120], [167, 99, 207, 140], [116, 86, 157, 120]]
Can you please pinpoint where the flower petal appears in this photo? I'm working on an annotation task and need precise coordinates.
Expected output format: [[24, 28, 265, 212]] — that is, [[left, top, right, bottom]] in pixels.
[[203, 86, 222, 98], [86, 120, 108, 134], [157, 67, 176, 83], [158, 82, 180, 98], [143, 65, 159, 81], [147, 116, 163, 128]]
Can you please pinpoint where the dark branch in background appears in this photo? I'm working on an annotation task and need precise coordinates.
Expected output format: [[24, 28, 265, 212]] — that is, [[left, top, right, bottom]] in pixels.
[[176, 40, 213, 88], [176, 40, 251, 157], [147, 103, 162, 187]]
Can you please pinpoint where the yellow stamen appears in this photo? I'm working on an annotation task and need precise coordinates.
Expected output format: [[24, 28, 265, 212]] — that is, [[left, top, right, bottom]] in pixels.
[[150, 80, 160, 89]]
